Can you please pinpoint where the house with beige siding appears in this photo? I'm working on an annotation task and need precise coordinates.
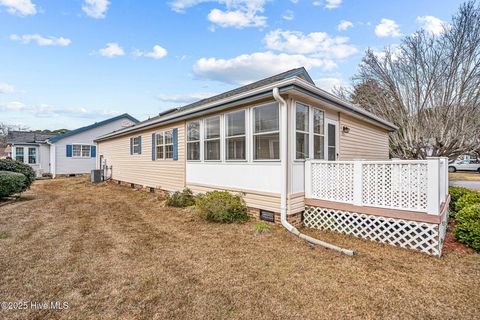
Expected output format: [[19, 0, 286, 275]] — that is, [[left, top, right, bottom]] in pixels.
[[96, 68, 450, 256]]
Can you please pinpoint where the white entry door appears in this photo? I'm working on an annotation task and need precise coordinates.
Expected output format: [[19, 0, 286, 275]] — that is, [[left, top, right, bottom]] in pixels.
[[325, 119, 338, 161]]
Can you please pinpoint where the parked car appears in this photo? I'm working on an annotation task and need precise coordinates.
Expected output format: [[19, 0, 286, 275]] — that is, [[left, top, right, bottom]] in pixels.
[[448, 159, 480, 173]]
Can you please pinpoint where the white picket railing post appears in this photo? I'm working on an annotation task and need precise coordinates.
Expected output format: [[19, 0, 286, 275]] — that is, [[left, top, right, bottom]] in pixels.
[[442, 157, 449, 201], [353, 161, 363, 206], [305, 160, 312, 199], [438, 158, 446, 204], [426, 157, 440, 215]]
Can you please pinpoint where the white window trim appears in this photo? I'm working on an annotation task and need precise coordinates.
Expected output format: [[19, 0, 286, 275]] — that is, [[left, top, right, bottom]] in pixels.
[[252, 102, 281, 162], [225, 109, 247, 162], [295, 102, 310, 161], [72, 144, 91, 159], [187, 120, 201, 162], [204, 115, 222, 162], [155, 130, 174, 160]]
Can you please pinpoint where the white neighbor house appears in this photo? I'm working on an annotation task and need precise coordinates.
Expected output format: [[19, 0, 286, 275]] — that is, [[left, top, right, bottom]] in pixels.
[[7, 114, 138, 177]]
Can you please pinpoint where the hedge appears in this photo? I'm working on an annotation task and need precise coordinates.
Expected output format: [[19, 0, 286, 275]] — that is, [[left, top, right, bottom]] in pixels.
[[0, 159, 35, 191], [448, 186, 474, 212], [454, 204, 480, 252], [196, 190, 249, 223], [166, 188, 196, 207], [455, 192, 480, 213], [0, 171, 27, 198]]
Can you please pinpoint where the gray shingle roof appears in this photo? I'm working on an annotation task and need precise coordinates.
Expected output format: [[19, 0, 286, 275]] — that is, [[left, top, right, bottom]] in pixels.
[[6, 131, 56, 144]]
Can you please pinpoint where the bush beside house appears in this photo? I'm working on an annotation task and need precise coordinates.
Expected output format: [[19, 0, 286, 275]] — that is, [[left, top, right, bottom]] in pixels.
[[0, 171, 26, 198], [449, 186, 480, 252], [196, 191, 249, 223], [0, 159, 35, 191]]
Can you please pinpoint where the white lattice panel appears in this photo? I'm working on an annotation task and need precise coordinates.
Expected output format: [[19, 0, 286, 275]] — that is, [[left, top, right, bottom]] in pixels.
[[311, 162, 354, 203], [304, 206, 445, 256], [361, 163, 428, 211]]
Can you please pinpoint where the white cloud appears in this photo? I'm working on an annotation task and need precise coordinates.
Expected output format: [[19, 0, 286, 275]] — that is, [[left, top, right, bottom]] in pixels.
[[0, 83, 16, 94], [82, 0, 109, 19], [375, 18, 401, 37], [208, 8, 266, 28], [96, 43, 125, 58], [0, 101, 115, 118], [170, 0, 268, 28], [193, 51, 336, 85], [291, 0, 299, 3], [417, 15, 444, 35], [337, 20, 353, 31], [156, 92, 217, 104], [282, 9, 294, 21], [10, 34, 71, 46], [133, 45, 168, 59], [0, 0, 36, 16], [264, 29, 357, 59], [325, 0, 342, 9], [314, 77, 344, 93]]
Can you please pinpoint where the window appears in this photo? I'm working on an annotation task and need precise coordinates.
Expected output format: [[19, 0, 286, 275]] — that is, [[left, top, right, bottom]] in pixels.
[[253, 103, 279, 160], [225, 110, 246, 160], [204, 116, 220, 161], [132, 137, 140, 154], [295, 103, 309, 160], [155, 130, 174, 160], [28, 147, 36, 164], [313, 108, 325, 159], [73, 144, 90, 158], [187, 121, 200, 160], [15, 147, 24, 163]]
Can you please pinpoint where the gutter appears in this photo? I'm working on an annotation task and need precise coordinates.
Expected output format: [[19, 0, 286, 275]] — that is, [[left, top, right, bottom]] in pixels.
[[273, 87, 355, 257]]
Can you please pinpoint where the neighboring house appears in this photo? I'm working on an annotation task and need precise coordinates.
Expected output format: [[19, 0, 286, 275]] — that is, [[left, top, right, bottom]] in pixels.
[[7, 114, 138, 177], [96, 67, 450, 256]]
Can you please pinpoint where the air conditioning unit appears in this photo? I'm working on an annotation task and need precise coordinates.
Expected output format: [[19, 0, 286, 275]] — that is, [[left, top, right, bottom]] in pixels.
[[91, 169, 103, 183]]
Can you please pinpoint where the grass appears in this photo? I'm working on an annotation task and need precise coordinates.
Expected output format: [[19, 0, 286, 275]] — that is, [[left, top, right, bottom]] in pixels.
[[449, 172, 480, 181], [253, 221, 271, 234], [0, 177, 479, 319], [0, 231, 10, 239]]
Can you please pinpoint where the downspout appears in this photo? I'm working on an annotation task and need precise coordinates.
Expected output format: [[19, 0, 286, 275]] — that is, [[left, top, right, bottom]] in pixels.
[[273, 87, 355, 256]]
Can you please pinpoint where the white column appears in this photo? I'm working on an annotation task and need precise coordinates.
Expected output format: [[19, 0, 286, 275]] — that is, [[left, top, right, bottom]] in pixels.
[[353, 161, 363, 206], [426, 157, 440, 215], [305, 160, 312, 199]]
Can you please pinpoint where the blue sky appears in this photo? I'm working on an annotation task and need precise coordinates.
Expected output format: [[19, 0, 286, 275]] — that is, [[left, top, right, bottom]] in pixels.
[[0, 0, 463, 130]]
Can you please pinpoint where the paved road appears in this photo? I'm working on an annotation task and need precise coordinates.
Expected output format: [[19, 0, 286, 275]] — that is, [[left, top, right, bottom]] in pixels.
[[449, 180, 480, 189]]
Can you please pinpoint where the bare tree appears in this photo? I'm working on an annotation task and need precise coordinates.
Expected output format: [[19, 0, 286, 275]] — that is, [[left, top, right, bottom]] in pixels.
[[344, 1, 480, 159]]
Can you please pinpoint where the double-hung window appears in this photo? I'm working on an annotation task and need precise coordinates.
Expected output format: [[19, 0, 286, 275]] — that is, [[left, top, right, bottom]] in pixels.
[[15, 147, 24, 162], [28, 147, 36, 164], [313, 108, 325, 159], [73, 144, 91, 158], [187, 121, 200, 160], [132, 137, 140, 154], [225, 110, 246, 160], [295, 103, 309, 160], [156, 130, 174, 160], [204, 116, 221, 161], [253, 103, 280, 160]]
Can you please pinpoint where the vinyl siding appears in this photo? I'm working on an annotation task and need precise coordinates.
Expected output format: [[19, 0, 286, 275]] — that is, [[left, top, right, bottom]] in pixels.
[[339, 113, 390, 160], [97, 121, 186, 191]]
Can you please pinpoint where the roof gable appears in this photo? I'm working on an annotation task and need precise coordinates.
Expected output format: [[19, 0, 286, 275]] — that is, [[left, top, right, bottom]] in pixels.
[[48, 113, 139, 143]]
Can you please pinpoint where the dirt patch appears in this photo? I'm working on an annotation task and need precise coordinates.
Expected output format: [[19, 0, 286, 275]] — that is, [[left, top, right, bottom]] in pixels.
[[0, 177, 479, 319]]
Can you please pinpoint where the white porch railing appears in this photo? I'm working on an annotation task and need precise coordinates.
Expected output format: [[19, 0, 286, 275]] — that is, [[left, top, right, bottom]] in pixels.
[[305, 157, 449, 215]]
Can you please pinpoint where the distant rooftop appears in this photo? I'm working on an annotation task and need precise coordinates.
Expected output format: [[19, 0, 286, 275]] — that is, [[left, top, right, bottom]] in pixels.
[[6, 131, 56, 144]]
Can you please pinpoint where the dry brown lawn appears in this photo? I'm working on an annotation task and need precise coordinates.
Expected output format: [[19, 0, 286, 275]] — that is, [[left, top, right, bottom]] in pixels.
[[0, 178, 479, 320], [449, 172, 480, 181]]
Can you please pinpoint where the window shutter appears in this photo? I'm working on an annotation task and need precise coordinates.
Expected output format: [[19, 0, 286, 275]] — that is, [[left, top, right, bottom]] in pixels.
[[138, 136, 142, 154], [130, 138, 133, 155], [66, 145, 72, 157], [172, 128, 178, 161], [152, 133, 156, 161], [91, 145, 96, 158]]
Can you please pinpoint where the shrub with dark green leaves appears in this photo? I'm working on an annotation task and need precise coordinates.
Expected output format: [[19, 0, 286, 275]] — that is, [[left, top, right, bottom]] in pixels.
[[455, 192, 480, 213], [449, 186, 474, 211], [196, 190, 248, 223], [166, 188, 196, 207], [0, 159, 35, 191], [454, 204, 480, 252], [0, 171, 27, 198]]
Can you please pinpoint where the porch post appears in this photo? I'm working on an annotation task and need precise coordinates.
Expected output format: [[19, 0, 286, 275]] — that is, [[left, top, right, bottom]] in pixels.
[[353, 161, 363, 206], [305, 160, 312, 199], [426, 157, 440, 215]]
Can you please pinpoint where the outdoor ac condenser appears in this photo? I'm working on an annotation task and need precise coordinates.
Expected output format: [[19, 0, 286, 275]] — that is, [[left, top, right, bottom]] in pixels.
[[91, 169, 103, 183]]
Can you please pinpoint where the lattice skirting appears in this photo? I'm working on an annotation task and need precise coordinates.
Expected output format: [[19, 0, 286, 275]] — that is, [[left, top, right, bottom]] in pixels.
[[304, 206, 449, 256]]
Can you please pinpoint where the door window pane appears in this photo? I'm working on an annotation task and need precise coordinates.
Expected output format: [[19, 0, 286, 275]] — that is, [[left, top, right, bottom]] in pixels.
[[327, 123, 336, 161], [254, 103, 279, 133]]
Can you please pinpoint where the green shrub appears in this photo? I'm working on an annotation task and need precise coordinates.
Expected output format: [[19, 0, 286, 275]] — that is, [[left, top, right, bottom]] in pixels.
[[449, 186, 474, 211], [0, 159, 35, 191], [454, 204, 480, 252], [0, 171, 27, 198], [196, 190, 249, 223], [166, 188, 196, 207], [455, 192, 480, 213], [254, 222, 271, 233]]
